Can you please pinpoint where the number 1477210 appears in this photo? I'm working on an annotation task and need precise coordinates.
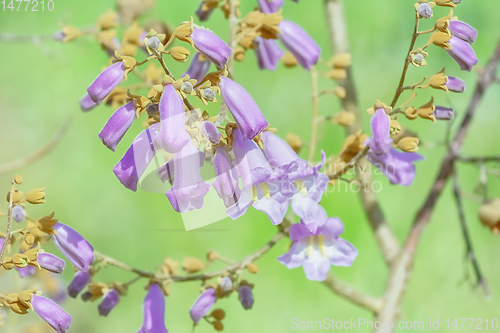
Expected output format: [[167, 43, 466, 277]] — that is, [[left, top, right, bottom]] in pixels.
[[2, 0, 54, 11]]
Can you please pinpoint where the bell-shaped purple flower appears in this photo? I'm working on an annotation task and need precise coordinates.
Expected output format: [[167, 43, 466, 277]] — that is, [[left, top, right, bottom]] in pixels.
[[156, 84, 190, 154], [258, 0, 283, 14], [68, 271, 91, 298], [17, 264, 36, 278], [212, 147, 239, 202], [446, 36, 478, 72], [196, 3, 215, 21], [113, 123, 160, 192], [87, 62, 125, 104], [254, 36, 285, 71], [366, 147, 424, 186], [200, 121, 221, 144], [449, 20, 477, 44], [12, 205, 25, 222], [37, 252, 66, 274], [183, 52, 211, 82], [98, 289, 120, 317], [98, 101, 136, 152], [433, 106, 454, 120], [190, 288, 216, 324], [219, 76, 268, 141], [31, 294, 72, 333], [191, 29, 231, 69], [166, 141, 211, 213], [446, 76, 465, 93], [51, 223, 94, 272], [138, 283, 168, 333], [368, 109, 393, 156], [238, 285, 254, 310], [278, 211, 358, 281], [278, 20, 321, 70], [80, 93, 98, 112]]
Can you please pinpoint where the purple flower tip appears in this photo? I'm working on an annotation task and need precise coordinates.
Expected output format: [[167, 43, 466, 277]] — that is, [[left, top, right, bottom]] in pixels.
[[190, 288, 216, 324], [258, 0, 284, 14], [238, 285, 254, 310], [279, 20, 321, 70], [37, 252, 66, 274], [98, 289, 120, 317], [447, 36, 478, 72], [449, 20, 478, 44], [68, 271, 91, 298], [51, 223, 94, 272], [191, 29, 232, 69], [183, 52, 211, 82], [32, 294, 72, 333], [254, 37, 285, 71], [138, 284, 168, 333], [98, 101, 136, 152], [446, 76, 465, 93], [87, 62, 125, 104], [79, 93, 98, 112]]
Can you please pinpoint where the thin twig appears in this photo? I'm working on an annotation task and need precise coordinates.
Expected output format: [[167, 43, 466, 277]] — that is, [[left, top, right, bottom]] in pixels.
[[328, 145, 370, 180], [307, 66, 320, 163], [0, 180, 16, 264]]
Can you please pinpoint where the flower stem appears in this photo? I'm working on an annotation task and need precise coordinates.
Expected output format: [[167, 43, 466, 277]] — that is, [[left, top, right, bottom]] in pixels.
[[0, 180, 16, 264], [307, 66, 320, 163]]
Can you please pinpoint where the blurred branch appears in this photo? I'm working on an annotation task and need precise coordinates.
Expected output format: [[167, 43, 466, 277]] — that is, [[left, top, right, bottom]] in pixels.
[[324, 0, 400, 266], [458, 155, 500, 163], [0, 179, 16, 264], [327, 145, 369, 180], [0, 117, 72, 175], [307, 66, 320, 163], [0, 33, 53, 43]]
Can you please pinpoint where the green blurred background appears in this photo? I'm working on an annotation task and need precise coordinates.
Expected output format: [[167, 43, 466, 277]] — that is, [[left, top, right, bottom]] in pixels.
[[1, 0, 500, 332]]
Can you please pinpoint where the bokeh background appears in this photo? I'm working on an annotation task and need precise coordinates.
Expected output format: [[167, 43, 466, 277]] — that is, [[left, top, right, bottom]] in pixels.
[[1, 0, 500, 332]]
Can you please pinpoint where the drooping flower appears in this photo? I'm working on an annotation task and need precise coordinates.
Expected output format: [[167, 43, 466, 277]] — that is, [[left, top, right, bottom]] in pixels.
[[219, 77, 268, 141], [433, 106, 454, 120], [368, 109, 393, 156], [254, 36, 285, 71], [156, 84, 191, 154], [113, 123, 160, 192], [446, 76, 465, 93], [366, 147, 424, 186], [37, 253, 66, 274], [446, 36, 478, 72], [166, 141, 211, 213], [16, 264, 36, 278], [212, 147, 239, 204], [190, 288, 216, 324], [79, 93, 98, 112], [238, 285, 254, 310], [51, 223, 94, 272], [191, 28, 232, 69], [98, 101, 136, 152], [200, 120, 222, 144], [277, 211, 358, 281], [138, 283, 168, 333], [183, 52, 211, 82], [449, 20, 477, 44], [278, 20, 321, 70], [32, 294, 72, 333], [68, 271, 91, 298], [98, 289, 120, 317], [87, 62, 125, 104], [258, 0, 283, 14]]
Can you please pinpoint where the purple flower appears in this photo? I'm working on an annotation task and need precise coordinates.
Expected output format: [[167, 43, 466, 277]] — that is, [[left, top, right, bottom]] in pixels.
[[87, 62, 125, 104], [51, 223, 94, 272], [37, 252, 66, 274], [278, 212, 358, 281], [212, 147, 239, 202], [98, 289, 120, 317], [156, 84, 190, 154], [449, 20, 477, 44], [98, 101, 136, 152], [261, 131, 328, 224], [446, 36, 478, 72], [183, 52, 211, 82], [366, 147, 424, 186], [278, 20, 321, 70], [190, 288, 216, 324], [446, 76, 465, 93], [80, 93, 98, 112], [17, 264, 36, 278], [166, 141, 211, 213], [258, 0, 283, 13], [200, 121, 221, 144], [138, 284, 168, 333], [196, 3, 215, 21], [433, 106, 454, 120], [254, 36, 285, 71], [368, 109, 393, 156], [113, 123, 160, 192], [68, 271, 91, 298], [191, 29, 231, 69], [238, 285, 254, 310], [219, 77, 268, 141], [12, 205, 25, 222], [31, 294, 72, 333]]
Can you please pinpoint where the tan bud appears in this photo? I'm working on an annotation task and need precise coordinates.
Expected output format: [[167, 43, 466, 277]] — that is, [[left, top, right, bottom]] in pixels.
[[282, 52, 298, 67], [390, 119, 401, 136], [6, 190, 23, 204], [25, 188, 46, 205], [246, 262, 258, 274], [161, 257, 179, 276], [334, 111, 356, 127], [170, 46, 190, 62], [234, 47, 246, 62], [182, 257, 205, 274], [327, 68, 347, 81], [207, 250, 218, 262], [14, 175, 23, 184], [331, 53, 352, 68], [213, 320, 224, 331], [404, 106, 418, 120], [211, 309, 226, 320], [285, 133, 303, 153], [479, 199, 500, 227], [24, 233, 35, 246], [334, 86, 346, 99], [397, 137, 419, 152]]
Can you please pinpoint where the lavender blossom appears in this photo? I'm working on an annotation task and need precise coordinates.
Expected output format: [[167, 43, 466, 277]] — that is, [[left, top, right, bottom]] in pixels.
[[278, 20, 321, 70], [191, 28, 232, 69], [449, 20, 478, 44], [138, 284, 168, 333], [37, 252, 66, 274], [113, 123, 159, 192], [183, 52, 211, 82], [51, 223, 94, 272], [190, 288, 216, 324], [254, 36, 285, 71], [368, 109, 393, 156], [446, 76, 465, 93], [212, 147, 239, 202], [277, 212, 358, 281], [12, 205, 25, 222], [87, 62, 125, 104], [200, 121, 222, 144], [196, 3, 215, 21], [446, 36, 478, 72], [366, 147, 424, 186], [98, 289, 120, 317], [79, 93, 98, 112], [219, 77, 268, 141], [31, 294, 72, 333], [433, 106, 454, 120], [98, 101, 136, 152], [16, 264, 36, 278], [258, 0, 283, 14], [68, 271, 91, 298], [166, 141, 211, 213], [238, 285, 254, 310]]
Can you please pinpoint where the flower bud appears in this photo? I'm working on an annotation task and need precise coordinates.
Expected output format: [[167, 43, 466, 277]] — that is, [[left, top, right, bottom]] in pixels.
[[79, 93, 98, 112], [397, 137, 419, 153], [279, 20, 320, 70], [87, 62, 126, 104], [220, 276, 233, 292], [147, 36, 161, 50], [246, 263, 259, 274], [446, 76, 465, 93], [449, 20, 477, 44], [12, 205, 25, 222], [479, 198, 500, 228], [139, 284, 168, 333], [183, 52, 211, 82], [51, 223, 94, 272], [211, 309, 226, 320], [37, 252, 66, 274], [238, 285, 254, 310], [181, 81, 194, 94], [213, 321, 224, 331], [418, 3, 433, 19], [32, 294, 72, 333], [433, 106, 454, 120], [191, 28, 231, 69], [200, 121, 222, 144], [68, 271, 91, 298], [98, 289, 120, 317], [170, 46, 190, 62], [446, 36, 478, 72], [98, 101, 136, 152], [182, 257, 205, 274], [190, 289, 216, 324], [202, 88, 216, 101]]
